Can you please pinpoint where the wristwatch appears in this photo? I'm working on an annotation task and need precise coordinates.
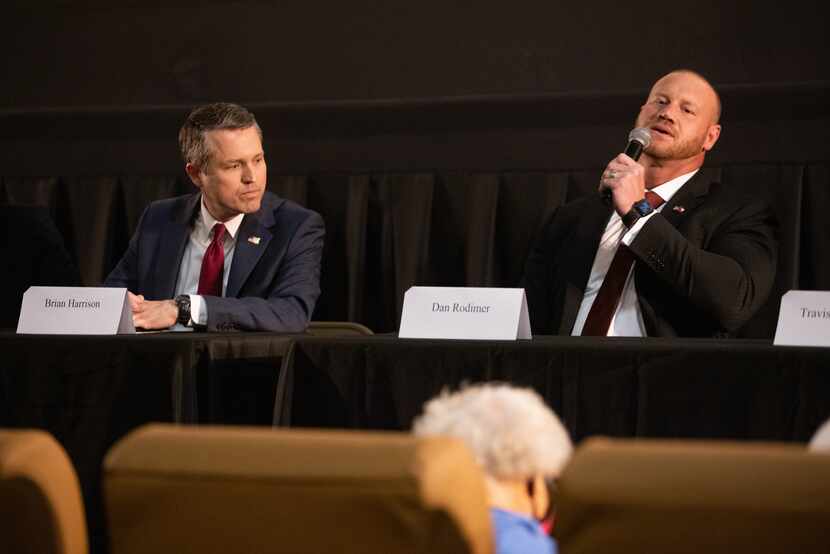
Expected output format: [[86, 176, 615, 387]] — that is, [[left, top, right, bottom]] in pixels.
[[622, 198, 654, 228], [174, 294, 192, 326]]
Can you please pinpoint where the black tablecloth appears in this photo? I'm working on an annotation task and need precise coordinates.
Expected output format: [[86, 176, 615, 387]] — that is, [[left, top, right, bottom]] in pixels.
[[0, 331, 291, 554], [275, 335, 830, 443], [3, 331, 830, 553]]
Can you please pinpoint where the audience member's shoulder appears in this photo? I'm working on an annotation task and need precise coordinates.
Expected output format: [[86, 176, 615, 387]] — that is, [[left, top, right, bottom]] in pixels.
[[492, 509, 555, 554]]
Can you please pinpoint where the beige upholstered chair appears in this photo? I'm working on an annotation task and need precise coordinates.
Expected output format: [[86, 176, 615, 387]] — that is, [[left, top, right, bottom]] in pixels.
[[555, 437, 830, 554], [105, 424, 492, 554], [0, 429, 88, 554]]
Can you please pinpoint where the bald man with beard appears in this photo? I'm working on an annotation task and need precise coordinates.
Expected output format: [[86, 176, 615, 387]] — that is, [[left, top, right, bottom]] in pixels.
[[522, 69, 778, 337]]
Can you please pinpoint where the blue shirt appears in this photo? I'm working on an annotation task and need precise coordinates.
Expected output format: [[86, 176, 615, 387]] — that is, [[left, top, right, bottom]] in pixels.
[[490, 508, 557, 554]]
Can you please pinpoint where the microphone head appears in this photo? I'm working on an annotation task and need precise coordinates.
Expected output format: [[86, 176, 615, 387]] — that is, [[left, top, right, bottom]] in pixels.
[[628, 127, 652, 148]]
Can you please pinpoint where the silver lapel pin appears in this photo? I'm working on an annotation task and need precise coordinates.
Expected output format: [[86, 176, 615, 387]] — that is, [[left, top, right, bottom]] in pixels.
[[672, 205, 686, 214], [248, 236, 261, 245]]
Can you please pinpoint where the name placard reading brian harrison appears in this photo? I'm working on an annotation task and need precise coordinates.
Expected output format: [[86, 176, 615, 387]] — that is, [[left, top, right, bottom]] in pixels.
[[398, 286, 531, 340], [773, 290, 830, 347], [17, 286, 135, 335]]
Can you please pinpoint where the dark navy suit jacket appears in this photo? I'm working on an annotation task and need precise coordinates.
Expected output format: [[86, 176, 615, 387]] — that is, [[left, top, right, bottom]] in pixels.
[[105, 191, 324, 332]]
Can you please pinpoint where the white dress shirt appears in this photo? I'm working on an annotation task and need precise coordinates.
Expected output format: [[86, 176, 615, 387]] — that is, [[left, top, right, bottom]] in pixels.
[[571, 170, 698, 336], [172, 196, 244, 328]]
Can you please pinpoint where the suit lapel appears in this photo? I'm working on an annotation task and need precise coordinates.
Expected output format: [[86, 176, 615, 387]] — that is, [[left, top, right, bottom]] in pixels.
[[661, 168, 713, 228], [636, 169, 715, 334], [226, 197, 279, 297], [151, 194, 199, 299], [558, 198, 613, 334]]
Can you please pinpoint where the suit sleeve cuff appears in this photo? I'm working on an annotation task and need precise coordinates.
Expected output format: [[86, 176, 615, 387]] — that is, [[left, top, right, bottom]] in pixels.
[[189, 294, 207, 326], [621, 212, 658, 246]]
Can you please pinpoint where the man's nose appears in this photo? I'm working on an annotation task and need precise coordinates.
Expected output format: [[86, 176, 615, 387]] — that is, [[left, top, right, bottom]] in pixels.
[[241, 163, 254, 183], [657, 104, 676, 123]]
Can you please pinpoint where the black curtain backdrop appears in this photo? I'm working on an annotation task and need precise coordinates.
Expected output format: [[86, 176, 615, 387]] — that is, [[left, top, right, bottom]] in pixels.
[[2, 161, 828, 335], [3, 1, 827, 109], [1, 26, 828, 336]]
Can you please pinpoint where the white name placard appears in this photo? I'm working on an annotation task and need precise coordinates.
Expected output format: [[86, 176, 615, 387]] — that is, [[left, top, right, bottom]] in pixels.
[[773, 290, 830, 347], [398, 286, 531, 340], [17, 286, 135, 335]]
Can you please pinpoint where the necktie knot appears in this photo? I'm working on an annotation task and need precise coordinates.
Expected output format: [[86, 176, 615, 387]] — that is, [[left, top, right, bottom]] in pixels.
[[211, 223, 227, 244], [645, 191, 665, 209]]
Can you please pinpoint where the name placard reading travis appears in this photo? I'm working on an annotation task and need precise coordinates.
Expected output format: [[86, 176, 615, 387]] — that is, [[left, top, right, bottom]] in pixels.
[[398, 286, 531, 340], [773, 290, 830, 347], [17, 286, 135, 335]]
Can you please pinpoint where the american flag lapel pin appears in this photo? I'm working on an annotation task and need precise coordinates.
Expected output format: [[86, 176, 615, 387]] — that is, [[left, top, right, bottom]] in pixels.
[[672, 205, 686, 214], [248, 236, 261, 245]]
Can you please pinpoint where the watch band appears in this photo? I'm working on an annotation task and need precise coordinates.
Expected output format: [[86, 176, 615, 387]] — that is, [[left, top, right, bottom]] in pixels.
[[174, 294, 192, 326], [622, 208, 641, 228], [622, 198, 654, 228]]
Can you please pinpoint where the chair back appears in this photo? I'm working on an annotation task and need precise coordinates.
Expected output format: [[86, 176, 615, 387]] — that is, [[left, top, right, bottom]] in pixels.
[[306, 321, 374, 336], [0, 429, 88, 554], [555, 437, 830, 554], [105, 424, 492, 554]]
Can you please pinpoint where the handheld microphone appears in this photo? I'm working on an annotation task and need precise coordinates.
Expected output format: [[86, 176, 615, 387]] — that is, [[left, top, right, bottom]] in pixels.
[[601, 127, 652, 205]]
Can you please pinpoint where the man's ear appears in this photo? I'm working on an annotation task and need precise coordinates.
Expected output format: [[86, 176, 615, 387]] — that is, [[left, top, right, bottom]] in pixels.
[[703, 123, 721, 152], [528, 474, 551, 521], [185, 162, 203, 188]]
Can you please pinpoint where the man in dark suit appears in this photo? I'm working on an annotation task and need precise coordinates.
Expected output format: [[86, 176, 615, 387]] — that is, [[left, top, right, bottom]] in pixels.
[[105, 103, 324, 332], [523, 70, 777, 337], [1, 205, 81, 328]]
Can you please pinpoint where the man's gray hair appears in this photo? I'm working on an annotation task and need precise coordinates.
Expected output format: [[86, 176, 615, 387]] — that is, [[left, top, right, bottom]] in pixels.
[[413, 383, 573, 479], [178, 102, 262, 170]]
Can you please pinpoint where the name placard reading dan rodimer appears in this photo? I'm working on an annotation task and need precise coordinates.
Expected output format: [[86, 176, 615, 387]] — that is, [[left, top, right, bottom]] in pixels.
[[400, 286, 531, 341]]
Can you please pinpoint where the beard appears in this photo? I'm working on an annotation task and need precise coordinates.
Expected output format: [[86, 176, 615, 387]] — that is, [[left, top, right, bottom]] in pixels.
[[641, 125, 708, 161]]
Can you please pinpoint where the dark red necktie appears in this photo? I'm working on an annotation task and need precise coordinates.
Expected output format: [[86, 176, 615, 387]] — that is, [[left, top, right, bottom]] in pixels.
[[581, 191, 665, 336], [197, 223, 226, 297]]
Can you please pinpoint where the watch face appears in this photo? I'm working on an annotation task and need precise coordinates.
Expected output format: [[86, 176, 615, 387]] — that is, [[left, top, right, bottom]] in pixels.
[[176, 295, 190, 324], [634, 199, 654, 216]]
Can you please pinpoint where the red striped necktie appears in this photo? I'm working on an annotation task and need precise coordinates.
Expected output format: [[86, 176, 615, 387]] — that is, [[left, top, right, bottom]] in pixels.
[[581, 191, 665, 336]]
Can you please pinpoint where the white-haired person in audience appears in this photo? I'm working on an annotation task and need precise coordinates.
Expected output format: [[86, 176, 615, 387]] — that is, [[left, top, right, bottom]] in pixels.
[[413, 383, 573, 554], [809, 417, 830, 451]]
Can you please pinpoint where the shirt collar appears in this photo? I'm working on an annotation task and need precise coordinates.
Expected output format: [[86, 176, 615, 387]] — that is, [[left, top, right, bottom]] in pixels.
[[648, 168, 699, 205], [198, 195, 245, 240]]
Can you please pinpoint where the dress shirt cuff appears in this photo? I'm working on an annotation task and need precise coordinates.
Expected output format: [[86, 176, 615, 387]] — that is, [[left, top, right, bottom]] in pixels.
[[188, 294, 207, 326], [621, 212, 658, 246]]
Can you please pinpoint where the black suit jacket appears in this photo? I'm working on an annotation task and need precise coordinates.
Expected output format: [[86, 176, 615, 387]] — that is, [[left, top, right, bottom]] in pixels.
[[105, 191, 324, 332], [522, 169, 779, 337], [0, 205, 81, 329]]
